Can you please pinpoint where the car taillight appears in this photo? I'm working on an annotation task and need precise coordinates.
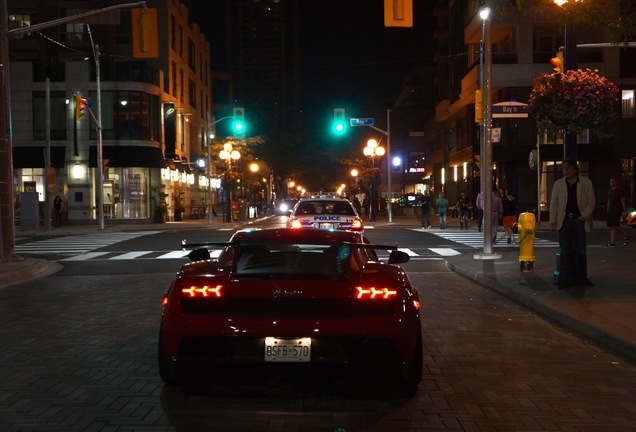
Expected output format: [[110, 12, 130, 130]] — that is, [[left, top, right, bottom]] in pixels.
[[290, 218, 303, 229], [355, 286, 397, 299], [350, 218, 363, 231], [181, 284, 223, 298]]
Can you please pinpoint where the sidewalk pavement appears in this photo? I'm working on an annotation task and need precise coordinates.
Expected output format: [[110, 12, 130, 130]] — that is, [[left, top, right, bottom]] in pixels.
[[3, 214, 636, 364]]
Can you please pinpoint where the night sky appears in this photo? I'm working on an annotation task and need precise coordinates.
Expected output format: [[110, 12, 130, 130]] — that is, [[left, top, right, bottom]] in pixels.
[[181, 0, 435, 190], [182, 0, 434, 123]]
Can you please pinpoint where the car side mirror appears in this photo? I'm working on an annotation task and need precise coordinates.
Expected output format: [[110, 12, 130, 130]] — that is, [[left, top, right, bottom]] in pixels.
[[388, 250, 409, 264], [188, 248, 211, 261]]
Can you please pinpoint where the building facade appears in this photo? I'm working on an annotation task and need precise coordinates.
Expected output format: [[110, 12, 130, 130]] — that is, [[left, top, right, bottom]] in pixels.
[[8, 0, 215, 225], [420, 0, 636, 219]]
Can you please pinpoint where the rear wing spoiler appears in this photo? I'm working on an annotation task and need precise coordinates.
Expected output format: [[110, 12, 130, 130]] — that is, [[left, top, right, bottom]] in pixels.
[[181, 240, 409, 264]]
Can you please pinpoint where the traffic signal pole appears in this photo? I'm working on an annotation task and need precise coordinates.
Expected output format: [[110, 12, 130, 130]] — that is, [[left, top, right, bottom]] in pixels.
[[0, 1, 146, 261]]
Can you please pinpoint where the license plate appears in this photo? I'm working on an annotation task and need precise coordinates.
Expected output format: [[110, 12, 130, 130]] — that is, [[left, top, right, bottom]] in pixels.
[[319, 223, 335, 229], [264, 337, 311, 362]]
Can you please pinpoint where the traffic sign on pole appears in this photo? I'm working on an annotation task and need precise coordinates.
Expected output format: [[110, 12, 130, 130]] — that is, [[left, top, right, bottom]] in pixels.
[[349, 118, 374, 126]]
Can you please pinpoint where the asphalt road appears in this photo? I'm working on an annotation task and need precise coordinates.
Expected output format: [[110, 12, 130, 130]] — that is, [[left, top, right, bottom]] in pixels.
[[3, 220, 636, 431]]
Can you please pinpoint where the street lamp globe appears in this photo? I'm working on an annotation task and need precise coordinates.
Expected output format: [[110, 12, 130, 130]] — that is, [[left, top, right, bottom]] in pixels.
[[374, 146, 385, 157], [249, 162, 259, 173], [351, 168, 359, 177]]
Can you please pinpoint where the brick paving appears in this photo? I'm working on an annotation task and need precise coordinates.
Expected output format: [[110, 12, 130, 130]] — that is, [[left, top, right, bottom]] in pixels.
[[1, 265, 636, 431]]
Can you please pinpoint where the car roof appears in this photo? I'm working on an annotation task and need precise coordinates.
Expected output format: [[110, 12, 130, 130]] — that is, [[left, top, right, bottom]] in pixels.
[[230, 227, 362, 242], [297, 196, 350, 202]]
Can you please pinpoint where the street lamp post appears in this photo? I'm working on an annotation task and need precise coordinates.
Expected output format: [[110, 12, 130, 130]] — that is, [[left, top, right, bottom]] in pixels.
[[553, 0, 578, 160], [219, 143, 240, 222], [474, 5, 501, 261], [363, 138, 385, 222]]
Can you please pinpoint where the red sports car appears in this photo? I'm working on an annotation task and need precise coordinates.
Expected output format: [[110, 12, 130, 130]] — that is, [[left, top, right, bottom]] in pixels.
[[158, 228, 422, 394]]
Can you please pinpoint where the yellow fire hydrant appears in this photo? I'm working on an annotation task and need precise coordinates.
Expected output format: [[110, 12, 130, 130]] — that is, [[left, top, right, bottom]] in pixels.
[[514, 211, 536, 272]]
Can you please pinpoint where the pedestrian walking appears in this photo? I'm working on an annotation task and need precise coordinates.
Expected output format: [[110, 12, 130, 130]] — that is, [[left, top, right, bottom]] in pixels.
[[502, 189, 518, 244], [491, 188, 503, 244], [549, 159, 595, 288], [420, 191, 431, 229], [436, 192, 449, 229], [606, 178, 629, 247], [457, 192, 470, 229], [53, 195, 63, 227], [475, 191, 484, 232]]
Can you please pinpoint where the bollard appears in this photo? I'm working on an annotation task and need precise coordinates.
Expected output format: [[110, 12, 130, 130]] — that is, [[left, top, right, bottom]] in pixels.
[[514, 211, 536, 272]]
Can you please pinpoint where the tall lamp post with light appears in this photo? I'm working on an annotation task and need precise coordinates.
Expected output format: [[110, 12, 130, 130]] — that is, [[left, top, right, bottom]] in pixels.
[[363, 138, 385, 222], [474, 5, 500, 260], [219, 143, 240, 222]]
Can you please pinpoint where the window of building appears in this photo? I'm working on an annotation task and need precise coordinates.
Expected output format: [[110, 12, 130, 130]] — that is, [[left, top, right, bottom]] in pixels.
[[19, 168, 45, 202], [188, 38, 196, 72], [9, 14, 30, 37], [188, 80, 196, 109], [63, 22, 87, 42], [180, 69, 184, 100], [96, 91, 158, 141], [170, 15, 176, 50], [622, 90, 635, 118], [32, 91, 67, 140], [171, 62, 177, 96]]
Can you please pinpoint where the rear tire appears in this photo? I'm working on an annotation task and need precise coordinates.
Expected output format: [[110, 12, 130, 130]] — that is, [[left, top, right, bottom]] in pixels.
[[158, 332, 178, 386], [400, 328, 423, 397]]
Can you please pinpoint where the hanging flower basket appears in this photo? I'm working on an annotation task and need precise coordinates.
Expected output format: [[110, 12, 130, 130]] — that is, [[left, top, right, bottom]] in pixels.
[[529, 68, 619, 136]]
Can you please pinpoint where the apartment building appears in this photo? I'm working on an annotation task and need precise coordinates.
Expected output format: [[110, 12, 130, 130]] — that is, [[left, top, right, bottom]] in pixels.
[[423, 0, 636, 217], [8, 0, 214, 224]]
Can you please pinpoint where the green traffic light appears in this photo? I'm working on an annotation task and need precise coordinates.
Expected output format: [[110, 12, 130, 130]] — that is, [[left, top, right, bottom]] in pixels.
[[334, 121, 345, 133], [233, 121, 245, 132]]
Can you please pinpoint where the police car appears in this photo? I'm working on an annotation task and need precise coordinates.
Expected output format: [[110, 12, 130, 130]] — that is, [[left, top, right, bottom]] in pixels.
[[288, 196, 364, 232]]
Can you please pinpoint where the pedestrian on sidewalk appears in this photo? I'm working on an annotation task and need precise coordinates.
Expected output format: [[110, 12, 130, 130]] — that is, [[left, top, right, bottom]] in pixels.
[[502, 189, 518, 244], [437, 192, 449, 229], [457, 191, 470, 229], [475, 191, 484, 232], [549, 159, 595, 288], [420, 190, 431, 229], [606, 178, 629, 247], [53, 195, 63, 227], [491, 188, 503, 243]]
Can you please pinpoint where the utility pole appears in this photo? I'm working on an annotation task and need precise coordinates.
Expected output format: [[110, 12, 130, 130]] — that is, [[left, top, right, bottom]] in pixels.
[[0, 1, 146, 262]]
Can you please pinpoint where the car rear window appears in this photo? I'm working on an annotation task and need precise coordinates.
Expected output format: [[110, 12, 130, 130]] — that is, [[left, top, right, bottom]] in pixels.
[[296, 201, 355, 216], [232, 240, 351, 280]]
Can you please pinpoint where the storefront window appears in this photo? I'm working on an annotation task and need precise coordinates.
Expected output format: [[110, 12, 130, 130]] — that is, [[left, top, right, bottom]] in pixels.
[[120, 167, 148, 219]]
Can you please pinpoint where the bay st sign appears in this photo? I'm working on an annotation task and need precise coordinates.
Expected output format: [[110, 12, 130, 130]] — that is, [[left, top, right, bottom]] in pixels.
[[492, 101, 529, 118]]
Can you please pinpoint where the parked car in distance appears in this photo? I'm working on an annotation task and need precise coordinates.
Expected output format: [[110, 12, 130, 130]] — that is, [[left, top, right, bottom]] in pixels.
[[159, 228, 422, 395]]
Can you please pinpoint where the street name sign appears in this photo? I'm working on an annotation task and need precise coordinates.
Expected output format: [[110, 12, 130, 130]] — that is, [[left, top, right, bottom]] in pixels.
[[492, 101, 529, 118], [350, 118, 374, 126]]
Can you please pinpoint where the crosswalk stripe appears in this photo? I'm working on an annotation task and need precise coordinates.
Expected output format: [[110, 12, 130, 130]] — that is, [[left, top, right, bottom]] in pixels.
[[61, 252, 111, 261], [429, 248, 461, 256], [15, 232, 158, 254], [411, 228, 559, 248], [156, 251, 189, 259], [109, 251, 154, 260]]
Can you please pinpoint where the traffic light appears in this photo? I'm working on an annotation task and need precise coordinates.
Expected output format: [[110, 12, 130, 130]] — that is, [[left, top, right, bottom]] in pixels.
[[474, 89, 484, 124], [232, 107, 245, 136], [131, 8, 159, 58], [75, 93, 88, 121], [332, 108, 346, 135], [551, 51, 564, 73]]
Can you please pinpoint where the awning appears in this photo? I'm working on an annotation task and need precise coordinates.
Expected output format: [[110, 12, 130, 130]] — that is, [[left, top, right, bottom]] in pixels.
[[89, 145, 167, 168], [12, 146, 66, 169]]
